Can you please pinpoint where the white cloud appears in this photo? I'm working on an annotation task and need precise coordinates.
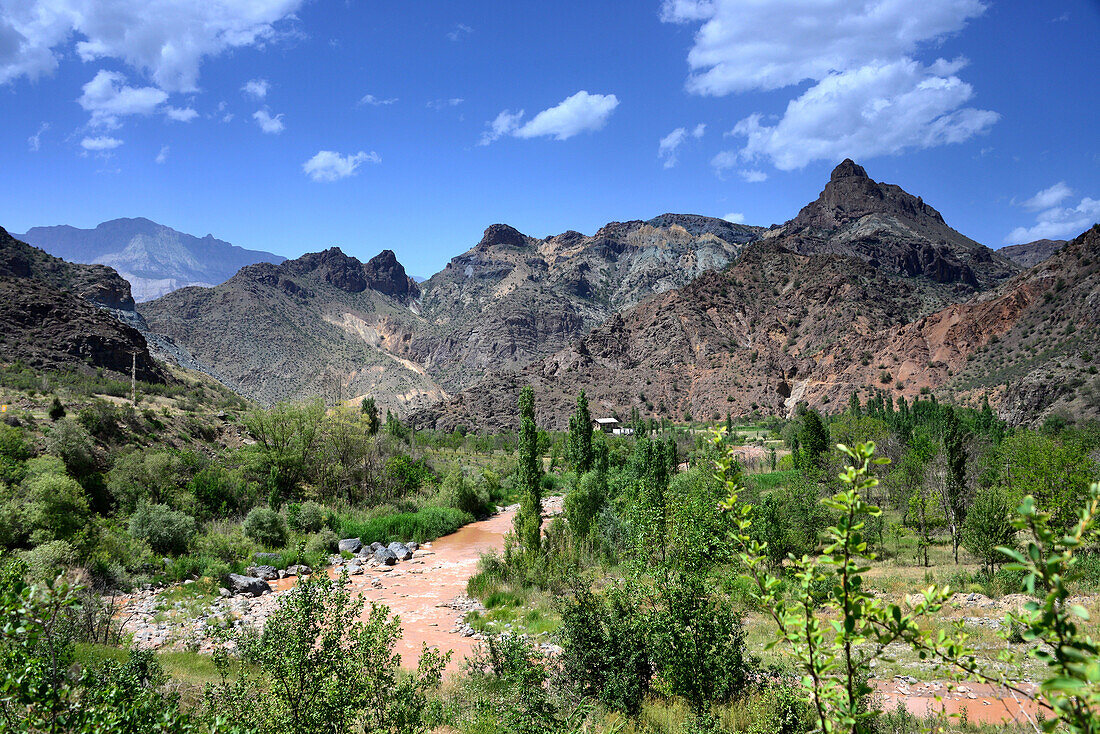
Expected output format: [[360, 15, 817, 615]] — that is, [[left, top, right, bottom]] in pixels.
[[723, 212, 745, 223], [665, 0, 996, 170], [156, 145, 169, 163], [28, 122, 48, 151], [710, 151, 768, 182], [1021, 182, 1073, 210], [658, 127, 687, 168], [253, 109, 284, 134], [0, 0, 303, 92], [1006, 187, 1100, 243], [724, 59, 998, 170], [692, 123, 706, 138], [427, 97, 464, 110], [242, 78, 269, 99], [78, 70, 167, 128], [164, 106, 198, 122], [481, 91, 619, 145], [447, 23, 472, 41], [359, 94, 397, 106], [81, 135, 123, 151], [302, 150, 380, 182]]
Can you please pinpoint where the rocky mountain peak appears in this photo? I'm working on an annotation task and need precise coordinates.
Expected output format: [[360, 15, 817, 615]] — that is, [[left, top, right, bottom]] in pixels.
[[288, 247, 368, 293], [830, 158, 868, 181], [364, 249, 420, 300], [477, 224, 528, 249]]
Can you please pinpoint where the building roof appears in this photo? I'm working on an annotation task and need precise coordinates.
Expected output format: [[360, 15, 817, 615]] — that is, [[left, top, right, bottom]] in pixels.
[[594, 417, 619, 424]]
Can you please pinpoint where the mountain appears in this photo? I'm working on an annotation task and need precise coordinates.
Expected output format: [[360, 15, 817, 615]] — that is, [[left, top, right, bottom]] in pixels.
[[414, 162, 1093, 430], [999, 239, 1067, 268], [139, 214, 761, 409], [0, 226, 164, 382], [405, 214, 762, 390], [17, 218, 285, 301], [768, 159, 1018, 301], [139, 247, 442, 412]]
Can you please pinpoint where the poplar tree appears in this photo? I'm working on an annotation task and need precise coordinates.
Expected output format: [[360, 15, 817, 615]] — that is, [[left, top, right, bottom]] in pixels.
[[514, 386, 543, 559], [566, 390, 594, 474]]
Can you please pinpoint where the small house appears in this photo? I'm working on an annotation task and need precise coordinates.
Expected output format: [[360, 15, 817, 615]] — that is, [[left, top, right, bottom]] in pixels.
[[592, 417, 619, 434]]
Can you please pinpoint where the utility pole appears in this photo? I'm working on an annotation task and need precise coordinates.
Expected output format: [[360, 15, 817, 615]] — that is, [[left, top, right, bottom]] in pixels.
[[131, 351, 137, 405]]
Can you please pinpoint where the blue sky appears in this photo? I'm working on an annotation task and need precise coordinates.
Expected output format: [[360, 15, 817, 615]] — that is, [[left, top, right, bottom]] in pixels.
[[1, 1, 1098, 277]]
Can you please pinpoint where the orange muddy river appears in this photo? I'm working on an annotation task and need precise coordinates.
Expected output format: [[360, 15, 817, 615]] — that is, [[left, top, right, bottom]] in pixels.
[[273, 507, 515, 672]]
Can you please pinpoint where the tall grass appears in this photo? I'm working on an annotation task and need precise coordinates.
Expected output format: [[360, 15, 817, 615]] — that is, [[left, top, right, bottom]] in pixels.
[[339, 506, 473, 545]]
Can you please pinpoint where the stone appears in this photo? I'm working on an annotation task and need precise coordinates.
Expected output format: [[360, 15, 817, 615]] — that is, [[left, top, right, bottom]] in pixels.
[[226, 574, 272, 597], [406, 541, 419, 551], [387, 542, 413, 561], [338, 538, 363, 554], [370, 541, 383, 551], [218, 587, 232, 598], [374, 548, 398, 566], [347, 563, 364, 576], [247, 565, 279, 581]]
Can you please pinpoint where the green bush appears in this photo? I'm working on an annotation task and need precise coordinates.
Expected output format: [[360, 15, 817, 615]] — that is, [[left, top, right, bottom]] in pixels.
[[23, 470, 90, 544], [128, 502, 196, 555], [242, 506, 287, 548], [305, 528, 338, 557], [194, 525, 252, 565], [21, 539, 76, 581], [287, 500, 326, 533], [188, 465, 249, 517], [441, 468, 490, 517]]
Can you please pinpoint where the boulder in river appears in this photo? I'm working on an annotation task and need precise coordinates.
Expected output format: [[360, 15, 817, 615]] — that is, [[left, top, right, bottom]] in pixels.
[[227, 574, 271, 597], [247, 565, 279, 581], [387, 542, 413, 561], [338, 538, 363, 554], [374, 548, 398, 566]]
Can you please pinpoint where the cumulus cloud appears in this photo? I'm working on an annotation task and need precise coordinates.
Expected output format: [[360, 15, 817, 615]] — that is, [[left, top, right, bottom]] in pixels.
[[723, 212, 745, 223], [28, 122, 48, 151], [78, 70, 167, 128], [1006, 185, 1100, 243], [730, 59, 999, 171], [242, 78, 269, 99], [480, 91, 618, 145], [658, 123, 706, 168], [1020, 182, 1073, 210], [710, 151, 769, 182], [164, 106, 198, 122], [666, 0, 997, 170], [81, 135, 123, 151], [253, 109, 285, 134], [427, 97, 464, 110], [302, 150, 381, 182], [359, 94, 397, 106], [156, 145, 169, 163], [0, 0, 303, 92]]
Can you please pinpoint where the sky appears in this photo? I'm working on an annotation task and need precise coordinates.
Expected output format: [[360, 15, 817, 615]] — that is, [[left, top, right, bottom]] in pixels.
[[1, 0, 1098, 278]]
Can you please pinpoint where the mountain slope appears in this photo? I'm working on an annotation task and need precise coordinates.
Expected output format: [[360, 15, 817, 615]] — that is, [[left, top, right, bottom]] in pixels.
[[999, 239, 1067, 268], [139, 247, 441, 411], [0, 226, 164, 382], [18, 218, 285, 301]]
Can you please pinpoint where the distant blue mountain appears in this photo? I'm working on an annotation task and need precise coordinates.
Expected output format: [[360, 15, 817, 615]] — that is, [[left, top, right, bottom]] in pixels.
[[17, 217, 285, 301]]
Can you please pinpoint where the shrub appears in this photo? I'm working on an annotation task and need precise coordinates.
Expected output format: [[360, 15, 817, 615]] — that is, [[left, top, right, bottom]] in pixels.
[[384, 454, 434, 494], [194, 526, 252, 565], [188, 466, 249, 517], [23, 471, 90, 544], [287, 500, 326, 533], [305, 528, 339, 557], [128, 502, 196, 555], [48, 397, 65, 421], [44, 419, 97, 479], [339, 506, 472, 546], [242, 506, 287, 548], [441, 469, 489, 517], [21, 539, 76, 581]]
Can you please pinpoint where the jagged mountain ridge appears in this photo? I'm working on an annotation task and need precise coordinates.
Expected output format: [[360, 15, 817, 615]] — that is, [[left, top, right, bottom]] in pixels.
[[407, 214, 762, 389], [0, 227, 164, 382], [139, 213, 762, 408], [139, 247, 439, 411], [415, 162, 1095, 430], [17, 217, 285, 301]]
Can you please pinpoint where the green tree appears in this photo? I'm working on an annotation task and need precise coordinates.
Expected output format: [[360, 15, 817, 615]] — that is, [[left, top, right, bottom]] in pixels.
[[940, 407, 969, 563], [244, 400, 326, 507], [128, 502, 196, 555], [361, 396, 380, 435], [961, 486, 1016, 575], [565, 390, 594, 475], [795, 407, 829, 471], [513, 386, 543, 561], [206, 571, 446, 734]]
